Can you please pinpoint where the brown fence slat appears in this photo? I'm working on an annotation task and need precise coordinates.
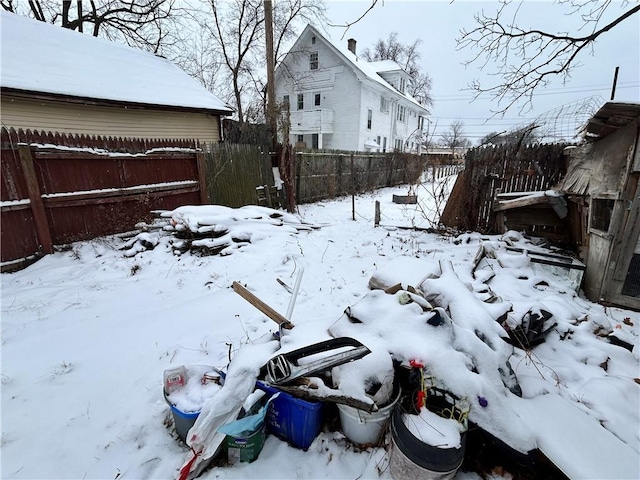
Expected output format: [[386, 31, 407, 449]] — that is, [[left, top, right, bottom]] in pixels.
[[441, 143, 568, 233], [18, 145, 53, 254]]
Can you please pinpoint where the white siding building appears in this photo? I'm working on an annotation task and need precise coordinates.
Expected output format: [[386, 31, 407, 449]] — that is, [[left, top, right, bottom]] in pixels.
[[275, 25, 429, 152]]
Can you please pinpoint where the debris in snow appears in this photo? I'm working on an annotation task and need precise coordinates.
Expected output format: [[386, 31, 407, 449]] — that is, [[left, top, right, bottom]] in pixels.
[[120, 232, 159, 257], [157, 205, 318, 256]]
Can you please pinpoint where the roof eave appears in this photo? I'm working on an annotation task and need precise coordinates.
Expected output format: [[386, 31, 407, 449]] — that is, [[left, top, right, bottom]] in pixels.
[[1, 87, 234, 116]]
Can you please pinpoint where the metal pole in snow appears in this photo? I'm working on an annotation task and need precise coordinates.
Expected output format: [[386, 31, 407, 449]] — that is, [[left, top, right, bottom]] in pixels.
[[285, 267, 304, 321]]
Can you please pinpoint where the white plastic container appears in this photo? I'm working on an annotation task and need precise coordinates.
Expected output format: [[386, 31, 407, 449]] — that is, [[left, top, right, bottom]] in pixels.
[[337, 389, 400, 446]]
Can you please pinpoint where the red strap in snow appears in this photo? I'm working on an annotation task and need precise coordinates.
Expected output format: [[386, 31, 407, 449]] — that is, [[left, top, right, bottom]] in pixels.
[[178, 446, 200, 480]]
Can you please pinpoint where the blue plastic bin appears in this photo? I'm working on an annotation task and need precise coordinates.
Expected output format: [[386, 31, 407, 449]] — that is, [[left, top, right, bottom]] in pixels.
[[163, 366, 225, 443], [163, 389, 201, 442], [256, 381, 324, 450]]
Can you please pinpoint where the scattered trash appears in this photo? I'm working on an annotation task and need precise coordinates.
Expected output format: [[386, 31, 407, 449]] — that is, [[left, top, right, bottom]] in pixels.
[[338, 388, 400, 447], [264, 337, 370, 385], [503, 307, 556, 349], [163, 366, 225, 443], [390, 388, 468, 480], [256, 381, 324, 450], [121, 232, 158, 257], [218, 393, 276, 464]]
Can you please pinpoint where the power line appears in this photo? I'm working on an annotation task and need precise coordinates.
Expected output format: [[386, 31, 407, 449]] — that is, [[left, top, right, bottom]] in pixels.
[[431, 83, 639, 102]]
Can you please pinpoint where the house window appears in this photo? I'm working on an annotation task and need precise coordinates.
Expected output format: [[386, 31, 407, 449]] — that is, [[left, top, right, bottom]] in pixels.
[[297, 93, 304, 110], [311, 36, 316, 44], [399, 77, 406, 93], [397, 105, 405, 122], [394, 139, 403, 151], [382, 137, 387, 153], [367, 109, 372, 129], [314, 92, 321, 107], [297, 134, 304, 143], [376, 136, 381, 147], [283, 94, 289, 108], [591, 198, 615, 232], [380, 97, 389, 113], [310, 51, 318, 70], [312, 133, 319, 149]]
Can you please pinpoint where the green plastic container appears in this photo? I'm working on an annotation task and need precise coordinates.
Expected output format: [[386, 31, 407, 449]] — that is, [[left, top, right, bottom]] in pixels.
[[224, 424, 266, 464]]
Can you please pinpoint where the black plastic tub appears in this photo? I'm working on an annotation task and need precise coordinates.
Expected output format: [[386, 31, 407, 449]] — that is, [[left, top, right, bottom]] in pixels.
[[389, 401, 466, 479]]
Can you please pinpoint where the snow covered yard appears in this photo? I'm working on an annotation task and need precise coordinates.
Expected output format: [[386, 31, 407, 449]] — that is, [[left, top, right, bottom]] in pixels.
[[1, 178, 638, 480]]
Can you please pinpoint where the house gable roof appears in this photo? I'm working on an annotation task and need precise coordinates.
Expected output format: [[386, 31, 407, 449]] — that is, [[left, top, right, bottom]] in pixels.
[[0, 11, 232, 114], [368, 60, 406, 74], [279, 25, 429, 115]]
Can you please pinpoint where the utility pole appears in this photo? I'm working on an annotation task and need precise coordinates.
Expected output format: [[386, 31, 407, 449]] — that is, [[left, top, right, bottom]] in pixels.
[[264, 0, 295, 212], [264, 0, 277, 148]]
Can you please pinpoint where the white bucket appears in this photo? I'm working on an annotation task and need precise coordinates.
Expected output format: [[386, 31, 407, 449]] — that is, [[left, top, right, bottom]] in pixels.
[[338, 390, 400, 446]]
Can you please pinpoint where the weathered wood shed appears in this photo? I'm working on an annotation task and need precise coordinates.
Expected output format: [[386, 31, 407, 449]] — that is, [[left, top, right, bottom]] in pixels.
[[557, 102, 640, 310]]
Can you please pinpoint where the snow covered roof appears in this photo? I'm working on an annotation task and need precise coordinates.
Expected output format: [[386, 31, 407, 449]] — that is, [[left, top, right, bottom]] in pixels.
[[368, 60, 404, 73], [0, 11, 232, 114], [284, 25, 428, 114]]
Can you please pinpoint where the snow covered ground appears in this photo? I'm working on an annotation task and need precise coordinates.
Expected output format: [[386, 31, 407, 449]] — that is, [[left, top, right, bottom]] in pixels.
[[2, 177, 638, 479]]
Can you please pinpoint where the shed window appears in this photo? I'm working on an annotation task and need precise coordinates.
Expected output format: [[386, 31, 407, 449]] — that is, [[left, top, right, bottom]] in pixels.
[[591, 198, 615, 232]]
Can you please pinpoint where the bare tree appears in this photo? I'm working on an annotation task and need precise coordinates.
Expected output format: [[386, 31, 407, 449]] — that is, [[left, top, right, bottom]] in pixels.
[[1, 0, 179, 54], [362, 32, 433, 107], [479, 124, 540, 147], [185, 0, 325, 125], [457, 0, 640, 114], [441, 120, 471, 154], [206, 0, 265, 125]]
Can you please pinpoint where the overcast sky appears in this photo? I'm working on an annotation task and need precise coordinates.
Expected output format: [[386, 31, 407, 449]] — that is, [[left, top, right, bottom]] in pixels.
[[323, 0, 640, 144]]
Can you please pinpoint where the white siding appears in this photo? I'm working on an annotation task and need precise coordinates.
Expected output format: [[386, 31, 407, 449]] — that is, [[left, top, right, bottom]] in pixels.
[[275, 26, 428, 152], [276, 34, 362, 151]]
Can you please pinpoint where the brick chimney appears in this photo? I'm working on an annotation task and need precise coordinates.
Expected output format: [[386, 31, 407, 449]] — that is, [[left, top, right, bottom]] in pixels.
[[347, 38, 356, 54]]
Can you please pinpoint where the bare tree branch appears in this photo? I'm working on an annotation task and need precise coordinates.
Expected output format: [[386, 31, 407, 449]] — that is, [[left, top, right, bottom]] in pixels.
[[361, 32, 433, 107], [3, 0, 180, 54], [457, 0, 640, 115], [328, 0, 380, 39]]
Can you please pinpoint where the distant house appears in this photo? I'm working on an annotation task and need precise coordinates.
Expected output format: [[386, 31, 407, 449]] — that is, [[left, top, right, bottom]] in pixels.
[[0, 11, 232, 143], [557, 102, 640, 310], [275, 25, 429, 152]]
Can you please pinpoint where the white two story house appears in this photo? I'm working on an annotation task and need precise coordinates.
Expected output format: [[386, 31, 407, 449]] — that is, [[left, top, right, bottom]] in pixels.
[[275, 25, 430, 153]]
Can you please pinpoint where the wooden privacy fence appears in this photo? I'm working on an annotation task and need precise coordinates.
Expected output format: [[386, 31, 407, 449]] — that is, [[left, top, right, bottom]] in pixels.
[[1, 128, 205, 269], [202, 143, 273, 208], [2, 128, 437, 269], [295, 151, 427, 203], [441, 143, 568, 233]]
